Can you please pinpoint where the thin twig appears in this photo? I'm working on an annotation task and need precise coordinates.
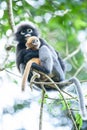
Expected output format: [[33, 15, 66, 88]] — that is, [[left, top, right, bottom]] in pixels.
[[64, 47, 80, 61], [29, 72, 46, 130], [29, 71, 40, 91], [7, 0, 15, 33], [0, 51, 9, 71], [74, 63, 84, 77], [65, 40, 69, 56], [39, 88, 45, 130], [45, 96, 77, 101], [5, 69, 21, 78]]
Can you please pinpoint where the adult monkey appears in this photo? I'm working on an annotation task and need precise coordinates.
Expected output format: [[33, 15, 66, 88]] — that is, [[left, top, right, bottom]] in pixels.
[[15, 21, 87, 120], [15, 21, 65, 86], [21, 36, 65, 91]]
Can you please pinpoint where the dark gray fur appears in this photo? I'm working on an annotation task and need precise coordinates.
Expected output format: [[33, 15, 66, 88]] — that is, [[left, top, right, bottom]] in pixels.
[[39, 45, 65, 81]]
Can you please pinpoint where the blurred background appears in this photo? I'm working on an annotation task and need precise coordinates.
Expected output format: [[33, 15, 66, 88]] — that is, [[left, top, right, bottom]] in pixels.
[[0, 0, 87, 130]]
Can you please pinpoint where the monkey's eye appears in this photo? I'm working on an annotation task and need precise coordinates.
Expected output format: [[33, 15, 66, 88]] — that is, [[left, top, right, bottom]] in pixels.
[[32, 39, 39, 44], [20, 31, 25, 35], [27, 29, 33, 33], [36, 39, 39, 42]]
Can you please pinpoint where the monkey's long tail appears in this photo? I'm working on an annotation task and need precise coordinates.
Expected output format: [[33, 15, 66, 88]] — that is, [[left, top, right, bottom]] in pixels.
[[69, 77, 87, 120], [21, 58, 40, 91], [21, 60, 32, 91]]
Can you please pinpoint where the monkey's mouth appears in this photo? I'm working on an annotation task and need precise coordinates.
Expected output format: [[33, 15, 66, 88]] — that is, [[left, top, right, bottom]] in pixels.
[[25, 34, 31, 37], [25, 34, 31, 40], [32, 42, 38, 46]]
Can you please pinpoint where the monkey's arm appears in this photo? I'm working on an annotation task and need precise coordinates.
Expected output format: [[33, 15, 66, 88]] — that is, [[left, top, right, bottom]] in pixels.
[[16, 46, 39, 73], [17, 49, 38, 67], [24, 49, 39, 64]]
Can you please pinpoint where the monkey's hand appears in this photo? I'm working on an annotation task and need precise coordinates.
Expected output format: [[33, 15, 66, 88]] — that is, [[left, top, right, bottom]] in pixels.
[[24, 50, 39, 64]]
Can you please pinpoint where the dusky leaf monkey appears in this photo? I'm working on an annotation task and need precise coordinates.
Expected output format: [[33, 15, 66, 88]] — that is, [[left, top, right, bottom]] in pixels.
[[15, 21, 65, 85], [21, 35, 64, 91], [15, 21, 87, 120]]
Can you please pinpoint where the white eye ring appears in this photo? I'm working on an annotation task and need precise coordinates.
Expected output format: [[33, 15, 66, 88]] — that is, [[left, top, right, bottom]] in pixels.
[[27, 29, 32, 33], [20, 31, 25, 35]]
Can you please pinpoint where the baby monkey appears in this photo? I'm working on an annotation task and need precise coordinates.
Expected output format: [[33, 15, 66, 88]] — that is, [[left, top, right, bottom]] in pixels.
[[21, 36, 41, 91]]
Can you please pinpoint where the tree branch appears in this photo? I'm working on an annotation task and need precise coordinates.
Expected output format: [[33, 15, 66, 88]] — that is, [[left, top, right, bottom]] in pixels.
[[7, 0, 15, 33], [30, 70, 78, 130], [39, 88, 45, 130], [74, 63, 84, 77], [64, 47, 80, 61]]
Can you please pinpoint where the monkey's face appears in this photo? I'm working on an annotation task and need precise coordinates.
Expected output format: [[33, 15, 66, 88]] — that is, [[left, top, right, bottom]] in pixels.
[[15, 22, 39, 44], [26, 36, 40, 50]]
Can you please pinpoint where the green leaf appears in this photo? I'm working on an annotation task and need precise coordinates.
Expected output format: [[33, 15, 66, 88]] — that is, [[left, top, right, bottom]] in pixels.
[[75, 113, 83, 129]]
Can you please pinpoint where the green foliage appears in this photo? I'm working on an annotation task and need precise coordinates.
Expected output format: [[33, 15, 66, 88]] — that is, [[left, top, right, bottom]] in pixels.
[[75, 113, 83, 130], [59, 94, 67, 110], [38, 93, 47, 104], [5, 61, 15, 69], [59, 94, 71, 111], [0, 0, 87, 83]]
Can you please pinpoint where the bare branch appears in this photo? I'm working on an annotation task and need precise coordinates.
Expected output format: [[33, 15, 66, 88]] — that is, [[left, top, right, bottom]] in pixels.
[[74, 63, 84, 77], [29, 71, 40, 91], [64, 47, 80, 61], [5, 69, 21, 78], [7, 0, 15, 33], [0, 51, 9, 71], [39, 89, 45, 130]]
